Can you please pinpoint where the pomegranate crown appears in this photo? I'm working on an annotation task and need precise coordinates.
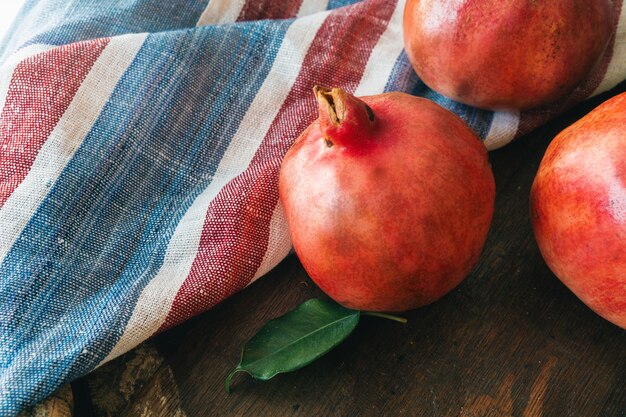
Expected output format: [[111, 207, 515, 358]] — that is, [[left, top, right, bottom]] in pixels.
[[313, 86, 376, 148]]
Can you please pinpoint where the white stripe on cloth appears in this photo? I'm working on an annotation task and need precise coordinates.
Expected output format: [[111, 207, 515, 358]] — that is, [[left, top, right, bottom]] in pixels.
[[196, 0, 246, 26], [297, 0, 330, 18], [0, 34, 146, 264], [593, 3, 626, 96], [484, 110, 521, 151], [100, 10, 332, 365], [248, 202, 291, 284], [354, 0, 405, 97], [0, 44, 54, 114], [247, 0, 407, 287]]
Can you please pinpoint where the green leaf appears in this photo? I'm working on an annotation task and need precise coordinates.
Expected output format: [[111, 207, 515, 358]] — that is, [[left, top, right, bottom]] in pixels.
[[225, 298, 360, 393]]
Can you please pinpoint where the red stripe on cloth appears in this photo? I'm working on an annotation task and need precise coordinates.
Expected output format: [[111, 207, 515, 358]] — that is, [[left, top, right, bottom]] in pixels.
[[516, 0, 623, 139], [237, 0, 304, 21], [0, 38, 110, 208], [160, 0, 397, 331]]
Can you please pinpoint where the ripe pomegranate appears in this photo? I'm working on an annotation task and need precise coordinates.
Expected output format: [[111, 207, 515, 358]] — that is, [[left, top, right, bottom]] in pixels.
[[403, 0, 614, 110], [279, 87, 495, 312], [530, 92, 626, 329]]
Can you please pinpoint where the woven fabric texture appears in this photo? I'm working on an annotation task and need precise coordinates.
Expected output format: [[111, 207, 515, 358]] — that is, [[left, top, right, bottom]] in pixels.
[[0, 0, 624, 414]]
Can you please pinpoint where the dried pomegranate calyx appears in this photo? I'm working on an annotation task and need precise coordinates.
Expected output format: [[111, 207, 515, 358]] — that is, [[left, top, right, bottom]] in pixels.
[[313, 86, 376, 149]]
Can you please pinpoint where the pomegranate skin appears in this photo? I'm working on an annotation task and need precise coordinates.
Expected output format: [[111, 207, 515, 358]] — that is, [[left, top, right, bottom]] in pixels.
[[403, 0, 614, 111], [279, 88, 495, 312], [530, 92, 626, 329]]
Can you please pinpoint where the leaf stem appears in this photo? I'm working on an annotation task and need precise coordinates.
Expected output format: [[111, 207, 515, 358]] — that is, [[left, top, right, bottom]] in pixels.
[[224, 367, 242, 394], [362, 311, 408, 323]]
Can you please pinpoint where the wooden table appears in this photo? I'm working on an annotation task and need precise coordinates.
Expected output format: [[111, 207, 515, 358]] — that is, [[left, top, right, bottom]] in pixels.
[[68, 82, 626, 417]]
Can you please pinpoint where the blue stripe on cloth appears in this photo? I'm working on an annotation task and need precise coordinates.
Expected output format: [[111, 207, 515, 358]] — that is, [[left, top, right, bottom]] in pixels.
[[327, 0, 363, 9], [0, 18, 291, 414], [384, 51, 495, 140], [0, 0, 210, 63]]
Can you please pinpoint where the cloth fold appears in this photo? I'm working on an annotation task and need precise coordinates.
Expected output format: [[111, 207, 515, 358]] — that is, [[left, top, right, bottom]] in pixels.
[[0, 0, 624, 414]]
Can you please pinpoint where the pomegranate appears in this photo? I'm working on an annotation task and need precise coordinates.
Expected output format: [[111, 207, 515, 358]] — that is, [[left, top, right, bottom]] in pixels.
[[530, 92, 626, 329], [403, 0, 614, 110], [279, 87, 495, 312]]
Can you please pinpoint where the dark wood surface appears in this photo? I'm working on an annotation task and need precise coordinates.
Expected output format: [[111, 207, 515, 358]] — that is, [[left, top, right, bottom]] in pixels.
[[73, 82, 626, 417]]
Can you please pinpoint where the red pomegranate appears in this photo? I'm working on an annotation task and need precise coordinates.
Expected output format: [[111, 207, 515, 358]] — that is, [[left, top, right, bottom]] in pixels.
[[279, 87, 495, 312], [530, 92, 626, 329], [403, 0, 614, 110]]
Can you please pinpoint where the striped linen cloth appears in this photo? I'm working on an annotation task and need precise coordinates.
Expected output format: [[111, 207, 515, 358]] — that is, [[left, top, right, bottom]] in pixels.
[[0, 0, 624, 413]]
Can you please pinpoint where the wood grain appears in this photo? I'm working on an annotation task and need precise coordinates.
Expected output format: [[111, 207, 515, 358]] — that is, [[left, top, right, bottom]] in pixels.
[[74, 82, 626, 417], [19, 385, 73, 417]]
